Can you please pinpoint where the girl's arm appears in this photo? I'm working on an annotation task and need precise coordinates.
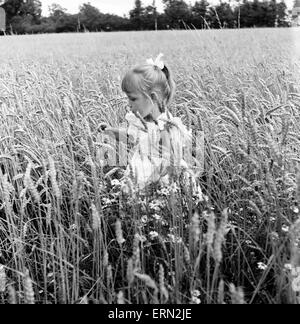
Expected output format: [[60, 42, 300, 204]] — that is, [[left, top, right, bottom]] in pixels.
[[104, 127, 134, 145]]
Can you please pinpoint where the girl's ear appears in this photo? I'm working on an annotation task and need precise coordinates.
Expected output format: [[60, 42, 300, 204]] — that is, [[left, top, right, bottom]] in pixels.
[[150, 92, 159, 103]]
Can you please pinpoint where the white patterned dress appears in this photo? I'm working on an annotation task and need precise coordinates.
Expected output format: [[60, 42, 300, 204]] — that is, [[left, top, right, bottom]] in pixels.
[[121, 110, 202, 194]]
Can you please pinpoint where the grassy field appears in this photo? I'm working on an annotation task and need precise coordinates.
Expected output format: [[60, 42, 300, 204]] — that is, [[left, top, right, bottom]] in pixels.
[[0, 28, 300, 304]]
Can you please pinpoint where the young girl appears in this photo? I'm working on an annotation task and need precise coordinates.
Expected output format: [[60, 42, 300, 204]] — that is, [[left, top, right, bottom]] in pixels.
[[102, 54, 200, 193]]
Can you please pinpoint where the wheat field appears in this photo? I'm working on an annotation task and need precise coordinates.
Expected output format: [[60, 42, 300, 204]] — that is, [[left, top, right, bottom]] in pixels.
[[0, 28, 300, 304]]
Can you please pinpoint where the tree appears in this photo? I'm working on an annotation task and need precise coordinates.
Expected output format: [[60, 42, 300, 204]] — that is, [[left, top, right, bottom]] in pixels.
[[2, 0, 42, 32], [141, 4, 158, 30], [0, 0, 291, 34], [2, 0, 23, 23], [10, 14, 31, 33], [100, 14, 131, 31], [234, 0, 266, 27], [192, 0, 209, 28], [79, 3, 102, 31], [21, 0, 42, 21], [265, 0, 277, 27], [250, 0, 263, 27], [237, 0, 252, 27], [208, 2, 235, 28], [48, 3, 67, 20], [129, 0, 144, 30], [153, 0, 158, 30], [276, 0, 288, 27], [162, 0, 192, 29], [55, 14, 78, 32]]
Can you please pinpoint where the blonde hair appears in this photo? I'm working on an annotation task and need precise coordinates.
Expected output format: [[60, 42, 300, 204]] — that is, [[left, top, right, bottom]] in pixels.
[[121, 63, 176, 112]]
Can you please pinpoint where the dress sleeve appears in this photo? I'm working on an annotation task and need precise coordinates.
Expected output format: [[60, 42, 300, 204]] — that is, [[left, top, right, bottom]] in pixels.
[[127, 124, 140, 143], [172, 117, 192, 144], [167, 117, 193, 170], [125, 112, 145, 143]]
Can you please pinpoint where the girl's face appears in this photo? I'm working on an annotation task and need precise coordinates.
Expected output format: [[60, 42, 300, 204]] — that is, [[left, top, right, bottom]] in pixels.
[[126, 90, 160, 119]]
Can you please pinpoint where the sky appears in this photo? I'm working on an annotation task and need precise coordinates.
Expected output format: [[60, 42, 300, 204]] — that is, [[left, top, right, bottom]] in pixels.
[[41, 0, 295, 17], [42, 0, 164, 17]]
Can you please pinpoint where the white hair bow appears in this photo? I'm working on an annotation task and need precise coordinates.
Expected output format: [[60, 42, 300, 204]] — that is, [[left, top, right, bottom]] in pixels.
[[146, 53, 165, 70]]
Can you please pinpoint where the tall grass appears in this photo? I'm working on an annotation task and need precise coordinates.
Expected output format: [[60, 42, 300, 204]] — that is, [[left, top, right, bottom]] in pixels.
[[0, 28, 300, 304]]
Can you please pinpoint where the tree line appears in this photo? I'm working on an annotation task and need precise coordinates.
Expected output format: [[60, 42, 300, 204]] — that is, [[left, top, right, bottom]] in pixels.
[[0, 0, 290, 34]]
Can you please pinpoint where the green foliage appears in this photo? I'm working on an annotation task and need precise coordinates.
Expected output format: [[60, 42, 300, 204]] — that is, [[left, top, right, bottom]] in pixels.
[[163, 0, 191, 28], [191, 0, 210, 28], [0, 0, 290, 34], [48, 3, 67, 21], [237, 0, 289, 28], [129, 0, 145, 30]]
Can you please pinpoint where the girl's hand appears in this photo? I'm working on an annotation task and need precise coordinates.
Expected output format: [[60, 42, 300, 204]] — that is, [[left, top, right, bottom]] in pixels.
[[100, 124, 116, 136], [98, 123, 109, 132]]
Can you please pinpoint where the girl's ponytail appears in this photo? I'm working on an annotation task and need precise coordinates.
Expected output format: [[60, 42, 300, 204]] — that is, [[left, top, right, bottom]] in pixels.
[[162, 65, 176, 105], [122, 54, 176, 110]]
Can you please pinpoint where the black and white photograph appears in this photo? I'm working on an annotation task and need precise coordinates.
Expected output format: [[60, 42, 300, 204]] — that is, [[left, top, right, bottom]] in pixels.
[[0, 0, 300, 307]]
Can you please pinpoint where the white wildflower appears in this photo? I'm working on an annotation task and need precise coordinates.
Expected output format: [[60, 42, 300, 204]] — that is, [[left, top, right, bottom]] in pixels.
[[149, 231, 159, 240], [193, 185, 204, 203], [141, 215, 148, 224], [149, 200, 161, 212], [270, 232, 279, 242], [158, 188, 170, 196], [291, 276, 300, 292], [111, 179, 121, 187], [291, 267, 300, 277], [168, 234, 183, 244], [191, 290, 200, 298], [153, 214, 162, 221], [257, 262, 268, 271], [191, 290, 201, 304], [191, 296, 201, 304], [169, 183, 179, 194], [102, 197, 113, 205]]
